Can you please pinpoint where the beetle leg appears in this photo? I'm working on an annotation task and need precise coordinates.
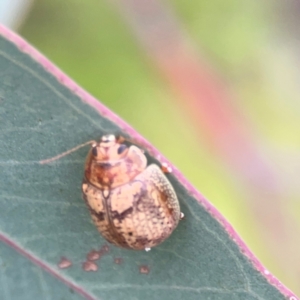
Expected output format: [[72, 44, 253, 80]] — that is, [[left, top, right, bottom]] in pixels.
[[160, 162, 172, 173]]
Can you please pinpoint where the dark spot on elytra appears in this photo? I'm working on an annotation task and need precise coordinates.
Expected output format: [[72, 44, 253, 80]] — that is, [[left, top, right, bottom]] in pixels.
[[89, 209, 105, 221], [135, 237, 151, 247], [111, 207, 133, 222]]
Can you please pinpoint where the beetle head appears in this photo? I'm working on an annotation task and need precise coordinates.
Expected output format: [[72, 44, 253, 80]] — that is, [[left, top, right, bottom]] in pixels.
[[91, 134, 129, 162]]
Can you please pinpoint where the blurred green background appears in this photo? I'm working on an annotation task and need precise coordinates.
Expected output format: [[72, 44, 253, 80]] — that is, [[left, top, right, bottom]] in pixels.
[[4, 0, 300, 294]]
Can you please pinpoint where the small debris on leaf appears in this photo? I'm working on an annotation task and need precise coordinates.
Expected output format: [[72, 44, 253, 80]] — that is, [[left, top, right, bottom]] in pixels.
[[57, 257, 72, 269], [114, 257, 123, 265], [99, 244, 109, 255], [82, 261, 98, 272], [87, 249, 101, 261], [139, 265, 150, 274]]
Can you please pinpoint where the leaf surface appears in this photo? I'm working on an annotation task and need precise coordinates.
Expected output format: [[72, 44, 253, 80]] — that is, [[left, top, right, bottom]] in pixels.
[[0, 27, 294, 300]]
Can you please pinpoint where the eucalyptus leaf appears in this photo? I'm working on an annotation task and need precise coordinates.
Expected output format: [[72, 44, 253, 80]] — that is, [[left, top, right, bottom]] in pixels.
[[0, 28, 294, 300]]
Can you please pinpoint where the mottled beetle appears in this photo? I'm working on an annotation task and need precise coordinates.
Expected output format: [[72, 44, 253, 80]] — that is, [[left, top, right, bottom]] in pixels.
[[82, 135, 181, 250], [41, 134, 182, 250]]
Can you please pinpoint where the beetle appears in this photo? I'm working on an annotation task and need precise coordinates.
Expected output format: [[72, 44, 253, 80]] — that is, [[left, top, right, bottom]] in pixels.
[[81, 134, 181, 250], [40, 134, 182, 251]]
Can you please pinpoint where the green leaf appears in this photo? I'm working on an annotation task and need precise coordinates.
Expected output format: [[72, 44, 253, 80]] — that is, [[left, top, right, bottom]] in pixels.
[[0, 241, 83, 299], [0, 27, 294, 300]]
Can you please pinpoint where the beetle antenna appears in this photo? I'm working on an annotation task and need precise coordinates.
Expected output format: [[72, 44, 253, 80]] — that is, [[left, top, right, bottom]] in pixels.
[[39, 140, 96, 164]]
